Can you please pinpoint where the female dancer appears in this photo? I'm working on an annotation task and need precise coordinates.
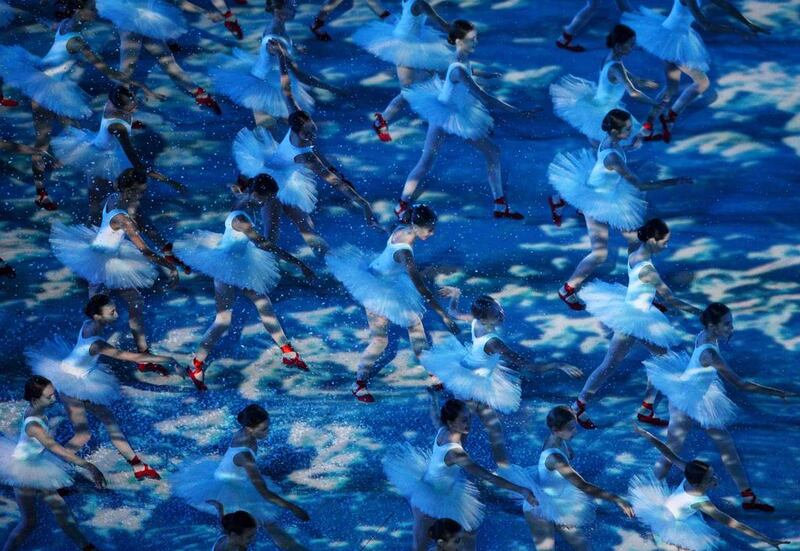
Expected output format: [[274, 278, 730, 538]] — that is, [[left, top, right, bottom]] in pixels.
[[631, 426, 789, 550], [351, 0, 452, 142], [326, 204, 459, 403], [207, 501, 258, 551], [428, 519, 465, 551], [422, 289, 582, 466], [384, 399, 538, 551], [572, 218, 702, 429], [26, 294, 180, 480], [644, 302, 798, 512], [555, 0, 631, 52], [309, 0, 390, 41], [504, 406, 634, 550], [623, 0, 768, 142], [550, 110, 691, 304], [399, 20, 530, 220], [50, 169, 179, 368], [0, 375, 106, 551], [173, 174, 315, 391], [550, 24, 660, 144], [173, 404, 311, 549]]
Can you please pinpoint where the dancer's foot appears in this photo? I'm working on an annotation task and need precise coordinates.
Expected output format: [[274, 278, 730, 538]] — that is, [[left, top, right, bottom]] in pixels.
[[129, 455, 161, 481], [636, 401, 668, 427], [223, 11, 243, 40], [741, 489, 774, 512], [194, 87, 222, 115], [493, 197, 524, 220], [572, 399, 598, 430], [548, 196, 566, 226], [352, 380, 374, 403], [558, 283, 585, 311], [34, 189, 58, 211], [161, 243, 191, 274], [187, 358, 208, 391], [310, 17, 332, 41], [659, 110, 677, 144], [394, 199, 410, 220], [555, 31, 585, 53], [641, 120, 664, 142], [0, 91, 19, 107], [281, 343, 309, 372], [372, 113, 392, 142]]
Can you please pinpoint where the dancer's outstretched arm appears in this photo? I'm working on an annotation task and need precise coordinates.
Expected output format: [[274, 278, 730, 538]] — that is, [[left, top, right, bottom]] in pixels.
[[634, 425, 688, 470], [484, 338, 583, 378], [397, 250, 459, 335], [26, 423, 106, 488], [702, 348, 799, 398], [604, 152, 693, 190], [415, 0, 450, 33], [705, 0, 770, 34], [637, 264, 701, 315], [233, 216, 316, 279], [695, 501, 788, 549], [455, 65, 518, 112], [447, 448, 538, 506], [236, 450, 310, 521], [546, 452, 633, 515]]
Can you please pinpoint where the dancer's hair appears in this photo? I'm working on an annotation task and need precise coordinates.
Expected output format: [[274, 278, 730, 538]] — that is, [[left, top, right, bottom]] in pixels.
[[288, 111, 312, 133], [222, 510, 257, 535], [400, 204, 437, 228], [606, 24, 635, 48], [601, 108, 632, 133], [700, 303, 731, 327], [685, 460, 712, 485], [250, 174, 279, 197], [265, 0, 295, 13], [55, 0, 88, 20], [546, 405, 577, 431], [84, 294, 113, 318], [24, 375, 52, 401], [440, 399, 467, 426], [471, 295, 502, 321], [427, 518, 463, 542], [237, 404, 269, 427], [637, 218, 670, 242], [117, 168, 147, 191], [448, 20, 475, 45], [109, 85, 134, 109]]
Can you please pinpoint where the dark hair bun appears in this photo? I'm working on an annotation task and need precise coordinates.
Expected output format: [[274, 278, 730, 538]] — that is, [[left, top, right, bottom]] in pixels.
[[400, 204, 437, 229], [601, 108, 632, 133], [24, 375, 52, 402], [222, 510, 257, 535], [427, 518, 463, 541], [447, 20, 475, 45], [700, 302, 730, 327], [251, 174, 279, 197], [636, 218, 669, 242], [606, 24, 635, 48], [439, 399, 466, 426], [470, 295, 501, 320], [546, 405, 576, 431], [237, 404, 269, 428], [84, 294, 112, 318]]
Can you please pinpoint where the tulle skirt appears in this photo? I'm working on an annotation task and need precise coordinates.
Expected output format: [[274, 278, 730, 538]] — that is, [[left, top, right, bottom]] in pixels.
[[0, 46, 91, 119], [629, 475, 719, 550], [547, 149, 647, 231], [352, 21, 452, 71], [501, 465, 595, 527], [383, 444, 484, 531], [0, 438, 73, 490], [96, 0, 188, 40], [580, 281, 681, 348], [26, 337, 120, 406], [233, 127, 317, 213], [644, 352, 737, 429], [326, 245, 424, 327], [172, 232, 279, 294], [622, 8, 710, 71], [210, 49, 314, 117], [403, 78, 493, 140], [550, 75, 641, 142], [50, 223, 158, 289], [172, 458, 282, 522], [52, 128, 132, 181], [420, 337, 521, 413]]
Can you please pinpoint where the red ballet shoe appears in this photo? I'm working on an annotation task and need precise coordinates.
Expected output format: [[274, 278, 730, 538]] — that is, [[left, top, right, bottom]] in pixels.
[[395, 199, 410, 220], [34, 189, 58, 211], [223, 11, 243, 40], [0, 92, 19, 107], [493, 196, 524, 220], [280, 343, 309, 372], [636, 401, 668, 427], [558, 283, 585, 311], [372, 113, 392, 142], [310, 17, 332, 41], [0, 261, 15, 279], [132, 120, 146, 130], [186, 358, 208, 391], [641, 120, 664, 142], [352, 380, 375, 403], [555, 32, 585, 53], [161, 243, 191, 274], [137, 351, 169, 376], [741, 489, 774, 512], [659, 110, 677, 144], [194, 87, 222, 116], [573, 399, 598, 430], [129, 455, 161, 481], [548, 196, 566, 227]]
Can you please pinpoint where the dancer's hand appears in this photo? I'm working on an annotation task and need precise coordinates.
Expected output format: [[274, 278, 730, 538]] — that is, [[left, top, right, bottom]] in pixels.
[[520, 488, 538, 507], [363, 205, 382, 230], [139, 84, 166, 102], [557, 363, 584, 379], [288, 503, 310, 521], [768, 540, 789, 550], [778, 389, 800, 399], [641, 79, 660, 90], [167, 267, 180, 287], [86, 463, 107, 489], [615, 497, 635, 518], [438, 286, 461, 299]]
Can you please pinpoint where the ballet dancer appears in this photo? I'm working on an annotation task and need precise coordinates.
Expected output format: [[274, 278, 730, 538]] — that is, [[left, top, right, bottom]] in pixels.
[[572, 218, 702, 429], [631, 426, 789, 550], [422, 288, 583, 466], [351, 0, 453, 142], [556, 0, 632, 52], [207, 501, 258, 551], [173, 404, 311, 550], [326, 204, 460, 403], [504, 406, 634, 550], [399, 20, 531, 220], [0, 375, 106, 551], [644, 302, 799, 512], [623, 0, 769, 142], [173, 174, 315, 391], [383, 399, 538, 551], [427, 518, 465, 551], [309, 0, 390, 41], [551, 110, 691, 304]]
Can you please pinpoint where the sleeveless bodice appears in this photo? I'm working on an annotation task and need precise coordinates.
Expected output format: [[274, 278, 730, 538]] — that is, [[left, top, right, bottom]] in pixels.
[[60, 321, 103, 378], [594, 61, 626, 104], [11, 417, 48, 461], [587, 145, 624, 192], [92, 116, 131, 150], [423, 429, 464, 490], [251, 34, 292, 80], [625, 260, 657, 310], [538, 448, 571, 498], [462, 320, 499, 365], [682, 341, 720, 388], [91, 198, 129, 251], [438, 62, 471, 105], [274, 130, 313, 165], [219, 210, 254, 248], [369, 234, 412, 276], [393, 0, 426, 38], [213, 446, 254, 482], [663, 0, 695, 31], [38, 23, 80, 78], [664, 481, 709, 520]]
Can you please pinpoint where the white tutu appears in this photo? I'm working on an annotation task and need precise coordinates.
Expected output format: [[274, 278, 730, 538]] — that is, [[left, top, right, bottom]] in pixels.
[[173, 231, 279, 294], [550, 75, 641, 142], [25, 337, 120, 406], [326, 245, 424, 327], [96, 0, 187, 40], [50, 222, 158, 289], [547, 149, 646, 231], [644, 352, 737, 429], [622, 8, 710, 71], [501, 465, 595, 527], [0, 45, 91, 119], [403, 77, 493, 140], [352, 21, 452, 71], [420, 337, 521, 414], [0, 437, 73, 490], [210, 49, 314, 118], [580, 281, 681, 348], [0, 1, 15, 27], [233, 127, 317, 213], [52, 127, 132, 181], [629, 475, 719, 551], [383, 444, 484, 531], [172, 457, 282, 522]]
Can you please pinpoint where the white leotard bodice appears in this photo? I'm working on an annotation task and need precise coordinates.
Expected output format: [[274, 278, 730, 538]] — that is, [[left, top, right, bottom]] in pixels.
[[423, 429, 464, 490], [393, 0, 426, 38], [462, 320, 499, 365], [594, 61, 626, 105], [664, 481, 710, 520], [682, 341, 721, 388], [38, 22, 80, 78], [274, 130, 313, 165], [219, 210, 254, 248], [11, 417, 49, 461], [59, 321, 103, 379], [625, 259, 657, 311], [251, 33, 292, 80], [586, 145, 625, 193], [538, 447, 571, 498], [214, 445, 254, 482], [92, 198, 130, 251], [437, 61, 472, 105], [663, 0, 696, 31], [369, 234, 413, 276], [92, 116, 132, 150]]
